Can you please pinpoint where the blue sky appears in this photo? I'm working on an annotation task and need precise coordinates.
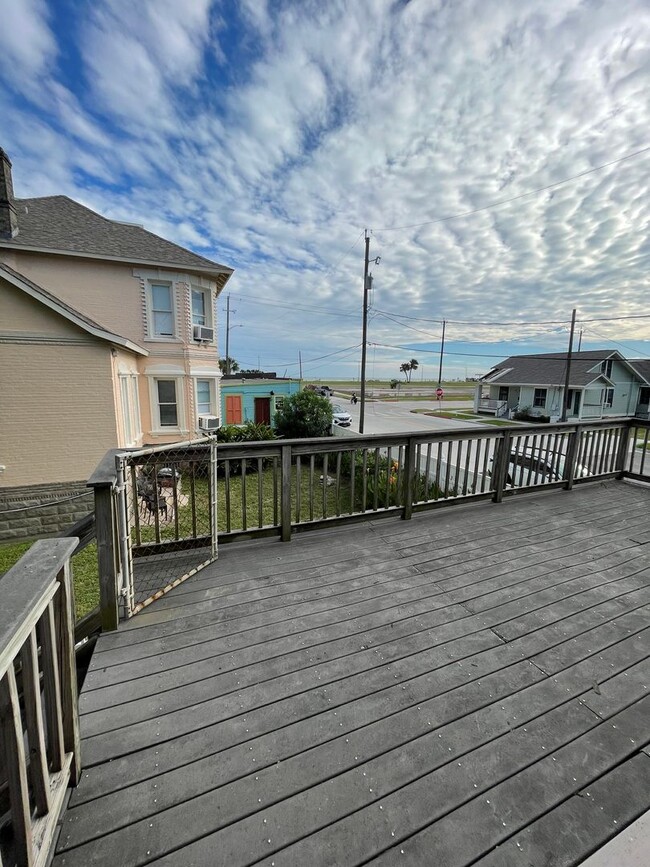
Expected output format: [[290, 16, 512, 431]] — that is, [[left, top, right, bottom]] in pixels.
[[2, 0, 649, 380]]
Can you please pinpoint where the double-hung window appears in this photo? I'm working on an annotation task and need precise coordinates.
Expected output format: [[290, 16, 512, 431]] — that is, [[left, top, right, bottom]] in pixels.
[[196, 379, 214, 416], [157, 380, 178, 427], [603, 388, 614, 408], [192, 289, 208, 327], [150, 283, 175, 337], [533, 388, 547, 408]]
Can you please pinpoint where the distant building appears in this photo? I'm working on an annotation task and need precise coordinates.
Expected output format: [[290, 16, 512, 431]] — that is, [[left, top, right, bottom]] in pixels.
[[220, 374, 301, 426], [476, 350, 650, 420]]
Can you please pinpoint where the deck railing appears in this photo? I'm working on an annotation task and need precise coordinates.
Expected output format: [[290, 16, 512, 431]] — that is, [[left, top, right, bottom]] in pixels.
[[0, 539, 81, 867], [477, 398, 508, 416], [88, 417, 649, 626]]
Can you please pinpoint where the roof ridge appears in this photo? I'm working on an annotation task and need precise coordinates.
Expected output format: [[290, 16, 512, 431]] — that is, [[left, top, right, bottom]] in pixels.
[[5, 194, 233, 276]]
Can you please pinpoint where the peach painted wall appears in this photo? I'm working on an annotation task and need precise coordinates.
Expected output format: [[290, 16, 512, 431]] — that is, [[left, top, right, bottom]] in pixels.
[[0, 277, 118, 485], [2, 249, 223, 445]]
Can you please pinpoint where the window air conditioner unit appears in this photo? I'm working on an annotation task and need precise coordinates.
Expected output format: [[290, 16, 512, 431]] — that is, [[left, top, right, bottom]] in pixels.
[[198, 415, 220, 432], [193, 325, 214, 342]]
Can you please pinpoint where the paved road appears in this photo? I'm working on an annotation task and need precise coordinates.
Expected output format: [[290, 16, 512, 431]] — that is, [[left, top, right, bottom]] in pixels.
[[331, 398, 649, 481], [332, 398, 483, 434]]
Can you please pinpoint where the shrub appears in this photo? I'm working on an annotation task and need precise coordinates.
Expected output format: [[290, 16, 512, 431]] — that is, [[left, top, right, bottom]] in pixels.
[[513, 406, 550, 423], [339, 450, 443, 507], [215, 421, 275, 443], [274, 390, 334, 438], [214, 421, 276, 475]]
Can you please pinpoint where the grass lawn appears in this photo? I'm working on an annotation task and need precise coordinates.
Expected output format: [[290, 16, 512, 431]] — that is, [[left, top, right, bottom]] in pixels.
[[0, 539, 99, 620], [378, 393, 474, 402], [413, 409, 516, 428], [137, 465, 354, 544], [2, 465, 353, 622]]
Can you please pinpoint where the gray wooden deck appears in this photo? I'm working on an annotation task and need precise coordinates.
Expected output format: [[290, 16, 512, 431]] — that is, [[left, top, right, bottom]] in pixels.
[[55, 480, 650, 866]]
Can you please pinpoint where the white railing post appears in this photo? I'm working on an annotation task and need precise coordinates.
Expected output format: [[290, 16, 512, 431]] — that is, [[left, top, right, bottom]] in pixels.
[[0, 539, 81, 867]]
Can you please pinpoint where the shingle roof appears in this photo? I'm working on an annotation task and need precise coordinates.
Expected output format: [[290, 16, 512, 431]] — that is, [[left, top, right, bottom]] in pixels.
[[482, 350, 619, 387], [1, 196, 232, 283], [629, 359, 650, 384], [0, 261, 146, 354]]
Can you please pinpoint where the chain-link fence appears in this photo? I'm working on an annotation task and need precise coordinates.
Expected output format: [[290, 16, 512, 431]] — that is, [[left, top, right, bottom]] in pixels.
[[116, 440, 217, 615]]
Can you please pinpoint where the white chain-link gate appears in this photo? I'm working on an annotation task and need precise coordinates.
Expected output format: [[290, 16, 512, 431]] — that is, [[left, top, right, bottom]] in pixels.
[[114, 439, 218, 617]]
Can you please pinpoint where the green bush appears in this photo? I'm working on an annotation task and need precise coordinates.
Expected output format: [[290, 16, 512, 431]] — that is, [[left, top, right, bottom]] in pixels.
[[214, 421, 276, 476], [274, 390, 334, 438], [339, 450, 442, 508], [513, 406, 550, 423], [216, 421, 276, 443]]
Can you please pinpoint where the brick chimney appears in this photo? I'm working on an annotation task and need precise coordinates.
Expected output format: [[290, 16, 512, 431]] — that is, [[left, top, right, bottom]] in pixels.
[[0, 148, 18, 238]]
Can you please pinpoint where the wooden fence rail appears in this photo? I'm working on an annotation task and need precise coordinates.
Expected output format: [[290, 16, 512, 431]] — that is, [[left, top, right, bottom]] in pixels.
[[0, 539, 81, 867], [89, 418, 650, 629]]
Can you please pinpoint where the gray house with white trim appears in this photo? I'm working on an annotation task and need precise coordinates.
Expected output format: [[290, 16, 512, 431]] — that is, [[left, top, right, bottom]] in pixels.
[[475, 350, 650, 421]]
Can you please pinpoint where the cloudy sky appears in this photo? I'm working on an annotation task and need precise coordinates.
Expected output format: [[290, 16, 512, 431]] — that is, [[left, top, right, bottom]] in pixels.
[[2, 0, 649, 380]]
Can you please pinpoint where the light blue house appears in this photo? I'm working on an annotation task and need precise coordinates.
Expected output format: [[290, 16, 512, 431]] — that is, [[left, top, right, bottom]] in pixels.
[[220, 374, 301, 427], [476, 350, 650, 420]]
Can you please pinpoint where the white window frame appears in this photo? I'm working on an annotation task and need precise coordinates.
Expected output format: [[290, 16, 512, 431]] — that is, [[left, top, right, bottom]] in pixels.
[[195, 377, 217, 419], [149, 376, 185, 433], [119, 376, 133, 446], [118, 373, 142, 447], [533, 388, 547, 408], [131, 376, 142, 440], [146, 281, 177, 340], [191, 287, 213, 328], [602, 387, 614, 408]]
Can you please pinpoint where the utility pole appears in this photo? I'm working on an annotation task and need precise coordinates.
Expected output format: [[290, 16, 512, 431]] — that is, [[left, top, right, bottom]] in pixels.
[[577, 329, 583, 352], [359, 230, 371, 434], [299, 351, 303, 381], [560, 308, 577, 422], [224, 294, 231, 375], [437, 320, 446, 386]]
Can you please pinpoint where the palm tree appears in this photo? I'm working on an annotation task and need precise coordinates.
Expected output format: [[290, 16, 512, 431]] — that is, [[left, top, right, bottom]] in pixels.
[[408, 358, 419, 382], [219, 357, 240, 374], [400, 362, 411, 381]]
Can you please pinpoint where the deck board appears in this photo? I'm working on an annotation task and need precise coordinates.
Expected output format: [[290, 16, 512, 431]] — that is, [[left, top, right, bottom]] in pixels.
[[55, 480, 650, 866]]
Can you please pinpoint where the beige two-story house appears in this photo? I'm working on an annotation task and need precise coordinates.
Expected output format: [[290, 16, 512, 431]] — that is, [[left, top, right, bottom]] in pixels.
[[0, 147, 232, 530]]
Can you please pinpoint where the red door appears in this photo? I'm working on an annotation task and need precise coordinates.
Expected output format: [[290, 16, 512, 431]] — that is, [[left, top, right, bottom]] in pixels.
[[225, 395, 242, 424], [254, 397, 271, 425]]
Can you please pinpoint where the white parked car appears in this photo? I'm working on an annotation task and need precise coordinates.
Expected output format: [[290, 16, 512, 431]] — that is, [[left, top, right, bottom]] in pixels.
[[489, 447, 592, 486], [331, 404, 352, 427]]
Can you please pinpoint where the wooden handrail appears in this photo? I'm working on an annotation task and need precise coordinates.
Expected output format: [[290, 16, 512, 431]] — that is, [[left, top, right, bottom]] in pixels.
[[0, 539, 81, 867], [89, 417, 650, 627]]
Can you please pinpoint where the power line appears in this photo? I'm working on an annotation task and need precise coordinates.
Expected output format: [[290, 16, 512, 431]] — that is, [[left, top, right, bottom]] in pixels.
[[372, 307, 650, 327], [375, 144, 650, 233], [224, 293, 361, 319], [266, 342, 363, 370], [578, 325, 650, 359], [302, 347, 363, 376], [368, 340, 649, 363]]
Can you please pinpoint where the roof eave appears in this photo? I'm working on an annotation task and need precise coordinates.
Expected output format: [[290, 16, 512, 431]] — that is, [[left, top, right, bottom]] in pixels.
[[1, 265, 148, 356], [0, 240, 234, 283]]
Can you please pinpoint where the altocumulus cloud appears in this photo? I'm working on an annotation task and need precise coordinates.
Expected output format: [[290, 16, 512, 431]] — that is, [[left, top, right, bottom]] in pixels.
[[1, 0, 649, 376]]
